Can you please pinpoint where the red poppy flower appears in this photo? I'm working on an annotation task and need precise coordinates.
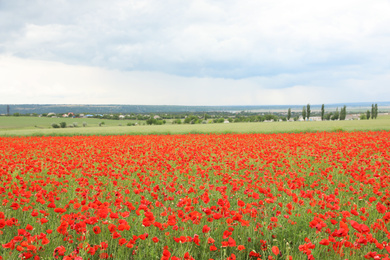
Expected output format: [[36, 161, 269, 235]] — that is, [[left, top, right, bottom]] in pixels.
[[202, 225, 211, 233], [228, 237, 236, 247], [237, 245, 245, 251], [93, 226, 101, 234], [118, 238, 127, 246], [272, 246, 280, 256]]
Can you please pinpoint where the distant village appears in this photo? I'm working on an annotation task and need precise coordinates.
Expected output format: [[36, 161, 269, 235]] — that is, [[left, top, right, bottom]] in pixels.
[[2, 104, 386, 125], [45, 112, 363, 122]]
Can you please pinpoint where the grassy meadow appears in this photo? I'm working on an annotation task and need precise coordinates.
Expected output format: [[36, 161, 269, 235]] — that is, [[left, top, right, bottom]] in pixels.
[[1, 132, 390, 259], [0, 116, 143, 129], [0, 115, 389, 136], [1, 116, 390, 259]]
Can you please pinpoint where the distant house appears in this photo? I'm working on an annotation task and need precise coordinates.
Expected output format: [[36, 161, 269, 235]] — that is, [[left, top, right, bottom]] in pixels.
[[308, 117, 322, 121], [345, 114, 360, 120], [154, 115, 161, 119], [119, 115, 125, 119], [224, 120, 230, 124], [62, 114, 68, 118]]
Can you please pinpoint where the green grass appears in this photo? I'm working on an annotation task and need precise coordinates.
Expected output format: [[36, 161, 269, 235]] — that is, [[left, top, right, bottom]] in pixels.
[[1, 115, 389, 136], [0, 116, 146, 130], [1, 132, 389, 259]]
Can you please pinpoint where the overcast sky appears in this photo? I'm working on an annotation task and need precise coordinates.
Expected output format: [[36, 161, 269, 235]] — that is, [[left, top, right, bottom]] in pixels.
[[1, 0, 390, 105]]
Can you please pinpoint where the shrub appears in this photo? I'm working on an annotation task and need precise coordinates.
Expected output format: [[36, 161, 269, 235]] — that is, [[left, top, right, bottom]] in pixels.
[[324, 113, 332, 120], [59, 122, 67, 128], [146, 118, 166, 125], [213, 118, 225, 123], [184, 115, 200, 124], [51, 123, 60, 128]]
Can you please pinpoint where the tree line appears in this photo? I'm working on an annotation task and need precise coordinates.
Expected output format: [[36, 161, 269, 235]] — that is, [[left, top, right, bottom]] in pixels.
[[366, 104, 378, 120], [4, 104, 381, 128], [286, 103, 379, 121]]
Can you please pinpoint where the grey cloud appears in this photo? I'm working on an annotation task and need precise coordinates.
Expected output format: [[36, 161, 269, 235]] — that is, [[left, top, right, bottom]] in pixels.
[[1, 0, 390, 79], [1, 56, 389, 105]]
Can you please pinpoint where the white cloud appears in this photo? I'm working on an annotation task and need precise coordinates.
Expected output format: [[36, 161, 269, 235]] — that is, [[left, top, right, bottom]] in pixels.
[[0, 1, 389, 105], [1, 55, 389, 105], [1, 0, 390, 79]]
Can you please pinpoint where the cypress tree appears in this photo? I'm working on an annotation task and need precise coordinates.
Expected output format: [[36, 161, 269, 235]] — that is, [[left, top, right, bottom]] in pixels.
[[287, 108, 291, 120], [321, 104, 325, 121], [331, 107, 340, 120], [340, 105, 346, 120], [374, 104, 378, 119], [306, 104, 311, 120], [302, 106, 306, 121]]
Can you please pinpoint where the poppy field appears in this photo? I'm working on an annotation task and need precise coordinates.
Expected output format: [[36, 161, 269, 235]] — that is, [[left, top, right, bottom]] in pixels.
[[1, 131, 390, 260]]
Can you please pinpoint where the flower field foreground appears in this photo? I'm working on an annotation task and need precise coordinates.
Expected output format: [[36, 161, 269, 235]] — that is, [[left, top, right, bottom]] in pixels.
[[1, 132, 390, 260]]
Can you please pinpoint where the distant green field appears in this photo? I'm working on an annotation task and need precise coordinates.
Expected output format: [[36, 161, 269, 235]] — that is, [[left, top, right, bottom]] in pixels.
[[0, 116, 147, 130], [0, 115, 389, 136]]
